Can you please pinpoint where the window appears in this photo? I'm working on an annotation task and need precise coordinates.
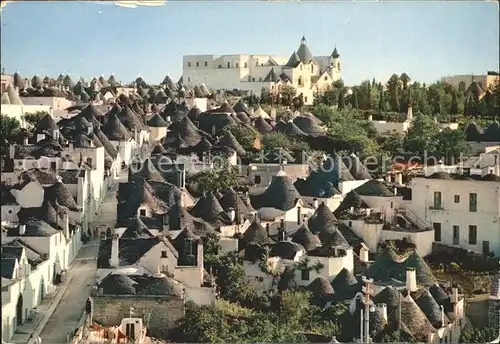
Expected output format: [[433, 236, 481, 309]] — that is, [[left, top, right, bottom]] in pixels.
[[433, 191, 442, 209], [161, 265, 169, 273], [254, 175, 261, 184], [304, 97, 308, 103], [187, 77, 190, 83], [248, 76, 251, 82], [218, 65, 222, 69], [86, 157, 93, 166], [244, 62, 248, 68], [301, 269, 310, 281], [227, 62, 230, 68], [255, 61, 259, 67], [252, 77, 255, 82], [348, 221, 352, 227], [204, 61, 208, 67], [259, 77, 262, 82], [338, 62, 341, 70], [311, 65, 314, 73], [469, 193, 477, 212], [196, 61, 199, 67], [468, 225, 477, 245], [454, 195, 460, 203], [298, 77, 302, 86], [188, 62, 191, 67], [139, 209, 146, 217], [433, 223, 442, 241], [8, 209, 12, 214], [50, 161, 57, 170], [161, 251, 168, 258], [236, 63, 239, 68], [453, 225, 460, 245]]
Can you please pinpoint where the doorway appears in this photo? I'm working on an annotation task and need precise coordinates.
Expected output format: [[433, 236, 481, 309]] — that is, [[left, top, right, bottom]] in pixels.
[[16, 295, 23, 326], [482, 241, 490, 257]]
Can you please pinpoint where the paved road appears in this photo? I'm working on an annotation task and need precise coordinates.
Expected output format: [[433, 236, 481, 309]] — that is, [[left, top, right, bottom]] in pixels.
[[38, 243, 99, 344], [38, 171, 128, 344]]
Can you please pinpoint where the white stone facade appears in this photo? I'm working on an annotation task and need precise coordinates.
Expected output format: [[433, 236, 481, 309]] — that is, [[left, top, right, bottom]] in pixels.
[[182, 37, 341, 105]]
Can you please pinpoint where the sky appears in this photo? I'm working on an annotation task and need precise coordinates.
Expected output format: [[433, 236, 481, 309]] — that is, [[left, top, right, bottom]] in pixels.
[[1, 1, 498, 86]]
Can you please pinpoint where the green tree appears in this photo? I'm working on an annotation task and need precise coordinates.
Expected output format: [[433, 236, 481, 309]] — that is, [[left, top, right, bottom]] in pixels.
[[351, 90, 359, 109], [201, 231, 221, 265], [379, 131, 404, 153], [450, 90, 459, 115], [260, 87, 272, 105], [459, 327, 497, 343], [190, 161, 240, 194], [337, 89, 345, 109], [378, 90, 387, 111], [404, 113, 439, 153], [434, 128, 470, 158], [279, 85, 297, 106], [400, 73, 411, 90], [0, 115, 20, 141], [262, 132, 310, 152], [228, 126, 259, 151], [23, 111, 48, 129]]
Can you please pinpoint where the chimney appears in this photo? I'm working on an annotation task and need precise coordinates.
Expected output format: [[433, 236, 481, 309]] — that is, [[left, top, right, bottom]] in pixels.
[[53, 129, 59, 140], [110, 233, 120, 267], [62, 211, 70, 238], [227, 207, 236, 223], [349, 206, 354, 214], [270, 108, 276, 119], [360, 245, 369, 263], [23, 137, 29, 145], [451, 284, 459, 304], [406, 267, 417, 292], [9, 144, 15, 159], [366, 208, 371, 217], [368, 114, 373, 121], [377, 303, 388, 323], [394, 187, 398, 196], [313, 198, 319, 209], [266, 223, 270, 237], [19, 224, 26, 235], [406, 106, 413, 121], [280, 218, 285, 229]]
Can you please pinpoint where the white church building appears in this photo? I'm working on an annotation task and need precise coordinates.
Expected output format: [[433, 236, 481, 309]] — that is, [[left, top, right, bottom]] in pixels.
[[182, 37, 341, 105]]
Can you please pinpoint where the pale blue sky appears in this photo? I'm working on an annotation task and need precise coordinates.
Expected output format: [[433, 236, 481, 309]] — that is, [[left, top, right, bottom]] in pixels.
[[1, 1, 498, 86]]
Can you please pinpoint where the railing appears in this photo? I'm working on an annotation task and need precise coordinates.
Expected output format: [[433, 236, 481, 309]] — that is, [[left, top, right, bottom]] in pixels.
[[396, 207, 432, 231]]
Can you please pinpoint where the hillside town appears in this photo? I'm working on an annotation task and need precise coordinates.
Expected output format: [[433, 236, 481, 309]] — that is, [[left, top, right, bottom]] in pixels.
[[1, 5, 500, 342]]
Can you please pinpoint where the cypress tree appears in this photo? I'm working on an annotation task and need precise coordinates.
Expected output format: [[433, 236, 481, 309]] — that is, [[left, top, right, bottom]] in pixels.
[[352, 90, 359, 109], [450, 91, 459, 115], [379, 90, 386, 111], [338, 89, 345, 109]]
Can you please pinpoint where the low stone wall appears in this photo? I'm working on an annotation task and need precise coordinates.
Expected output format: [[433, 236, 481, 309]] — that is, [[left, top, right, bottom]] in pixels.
[[91, 295, 184, 338]]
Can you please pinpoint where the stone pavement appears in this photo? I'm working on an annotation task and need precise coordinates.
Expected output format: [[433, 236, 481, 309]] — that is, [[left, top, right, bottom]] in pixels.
[[9, 171, 128, 344]]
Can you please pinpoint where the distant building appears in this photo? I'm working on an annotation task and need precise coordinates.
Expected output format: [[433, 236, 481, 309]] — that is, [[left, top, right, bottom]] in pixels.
[[441, 71, 499, 90], [1, 74, 14, 93], [182, 37, 342, 105]]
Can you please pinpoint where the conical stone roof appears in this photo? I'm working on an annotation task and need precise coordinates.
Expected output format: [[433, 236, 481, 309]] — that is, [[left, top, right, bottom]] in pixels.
[[252, 173, 301, 211], [217, 131, 246, 155], [102, 113, 132, 141]]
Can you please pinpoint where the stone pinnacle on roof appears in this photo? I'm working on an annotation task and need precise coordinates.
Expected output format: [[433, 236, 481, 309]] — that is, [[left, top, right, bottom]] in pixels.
[[331, 46, 340, 58], [296, 36, 315, 64]]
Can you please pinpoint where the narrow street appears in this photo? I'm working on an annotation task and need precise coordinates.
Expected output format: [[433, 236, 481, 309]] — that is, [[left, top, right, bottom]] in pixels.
[[38, 171, 128, 344]]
